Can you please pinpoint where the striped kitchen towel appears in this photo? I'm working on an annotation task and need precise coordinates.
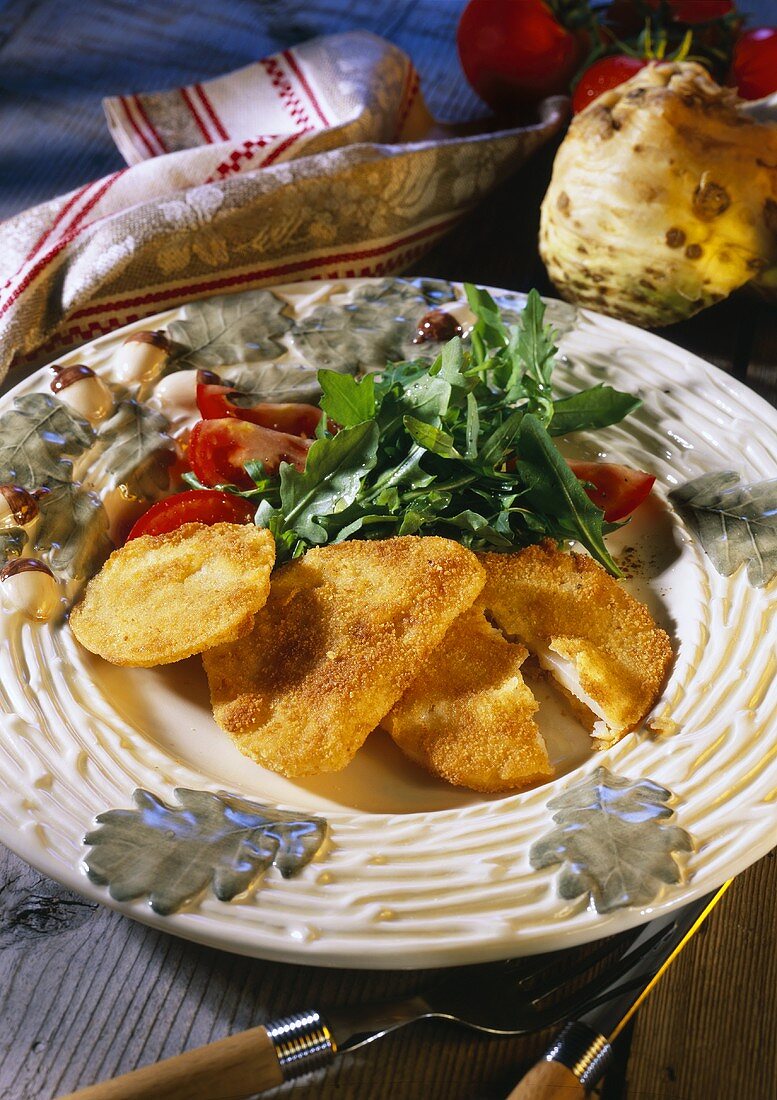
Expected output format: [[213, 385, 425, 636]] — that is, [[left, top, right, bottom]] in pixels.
[[0, 31, 565, 382]]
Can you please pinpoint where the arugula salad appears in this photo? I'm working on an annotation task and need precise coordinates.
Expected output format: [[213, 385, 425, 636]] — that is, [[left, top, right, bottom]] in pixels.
[[178, 286, 643, 575]]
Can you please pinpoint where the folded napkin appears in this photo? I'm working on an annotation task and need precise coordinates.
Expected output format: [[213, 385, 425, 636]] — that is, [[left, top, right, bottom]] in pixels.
[[0, 31, 566, 385]]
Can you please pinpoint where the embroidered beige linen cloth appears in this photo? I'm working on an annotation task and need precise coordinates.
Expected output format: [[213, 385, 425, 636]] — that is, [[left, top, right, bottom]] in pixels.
[[0, 31, 566, 384]]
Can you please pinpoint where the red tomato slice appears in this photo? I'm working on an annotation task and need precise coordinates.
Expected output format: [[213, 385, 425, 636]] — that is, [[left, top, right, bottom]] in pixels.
[[196, 374, 323, 437], [568, 461, 656, 522], [125, 490, 255, 541], [188, 418, 311, 489]]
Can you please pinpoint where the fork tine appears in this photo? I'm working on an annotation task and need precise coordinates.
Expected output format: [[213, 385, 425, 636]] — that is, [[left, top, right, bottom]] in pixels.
[[526, 972, 641, 1031], [525, 930, 652, 1004], [338, 907, 704, 1046], [491, 928, 641, 999], [520, 940, 630, 999], [523, 922, 678, 1028]]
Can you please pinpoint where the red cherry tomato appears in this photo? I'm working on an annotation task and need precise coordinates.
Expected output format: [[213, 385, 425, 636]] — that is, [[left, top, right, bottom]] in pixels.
[[664, 0, 734, 21], [196, 374, 323, 437], [569, 461, 655, 521], [125, 490, 255, 541], [572, 55, 648, 114], [608, 0, 734, 33], [457, 0, 586, 109], [731, 28, 777, 100], [188, 418, 311, 489]]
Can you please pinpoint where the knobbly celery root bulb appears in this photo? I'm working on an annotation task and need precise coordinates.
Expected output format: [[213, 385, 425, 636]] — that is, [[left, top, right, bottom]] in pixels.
[[540, 62, 777, 328]]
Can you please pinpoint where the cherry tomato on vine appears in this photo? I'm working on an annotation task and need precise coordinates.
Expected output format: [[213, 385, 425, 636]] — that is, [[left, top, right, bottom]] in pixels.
[[196, 373, 323, 437], [125, 490, 255, 541], [607, 0, 734, 35], [188, 418, 311, 490], [568, 461, 655, 522], [664, 0, 734, 21], [731, 28, 777, 100], [457, 0, 587, 109], [572, 55, 648, 113]]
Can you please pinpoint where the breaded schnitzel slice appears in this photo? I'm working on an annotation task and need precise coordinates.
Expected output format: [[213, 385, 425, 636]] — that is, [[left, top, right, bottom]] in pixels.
[[381, 606, 553, 793], [70, 522, 275, 667], [203, 536, 485, 776], [479, 542, 672, 748]]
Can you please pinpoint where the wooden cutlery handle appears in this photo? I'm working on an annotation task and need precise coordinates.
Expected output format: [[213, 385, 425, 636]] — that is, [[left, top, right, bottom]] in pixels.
[[56, 1023, 286, 1100], [506, 1058, 586, 1099]]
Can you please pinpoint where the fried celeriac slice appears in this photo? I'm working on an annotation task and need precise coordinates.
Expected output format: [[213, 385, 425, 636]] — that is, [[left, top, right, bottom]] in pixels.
[[203, 536, 485, 776], [381, 605, 553, 793], [70, 522, 275, 667], [479, 542, 673, 748]]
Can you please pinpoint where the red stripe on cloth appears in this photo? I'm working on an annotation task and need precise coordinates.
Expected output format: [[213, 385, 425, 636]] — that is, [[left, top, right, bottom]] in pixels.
[[119, 96, 157, 158], [180, 86, 212, 143], [67, 217, 460, 318], [260, 56, 312, 130], [20, 242, 428, 364], [205, 130, 308, 182], [18, 234, 448, 367], [12, 182, 94, 281], [258, 130, 309, 168], [0, 172, 127, 320], [282, 49, 329, 127], [206, 137, 272, 182], [194, 83, 229, 141], [133, 94, 167, 154]]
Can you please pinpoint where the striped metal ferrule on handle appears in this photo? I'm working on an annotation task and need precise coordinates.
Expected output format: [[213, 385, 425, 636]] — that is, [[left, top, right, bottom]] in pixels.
[[546, 1020, 612, 1089], [266, 1010, 337, 1081]]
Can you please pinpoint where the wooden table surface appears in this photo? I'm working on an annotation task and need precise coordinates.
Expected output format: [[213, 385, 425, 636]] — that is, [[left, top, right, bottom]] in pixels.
[[0, 2, 775, 1098]]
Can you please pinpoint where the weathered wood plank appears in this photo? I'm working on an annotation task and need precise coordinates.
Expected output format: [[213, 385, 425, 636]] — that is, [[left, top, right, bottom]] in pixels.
[[625, 856, 777, 1100]]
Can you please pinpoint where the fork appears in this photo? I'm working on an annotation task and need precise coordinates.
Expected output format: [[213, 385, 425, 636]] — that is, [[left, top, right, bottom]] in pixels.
[[59, 900, 709, 1100]]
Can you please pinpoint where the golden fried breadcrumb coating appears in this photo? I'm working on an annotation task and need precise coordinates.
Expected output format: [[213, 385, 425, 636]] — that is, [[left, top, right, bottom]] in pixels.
[[382, 605, 553, 792], [203, 536, 485, 776], [479, 541, 672, 747], [70, 522, 275, 667]]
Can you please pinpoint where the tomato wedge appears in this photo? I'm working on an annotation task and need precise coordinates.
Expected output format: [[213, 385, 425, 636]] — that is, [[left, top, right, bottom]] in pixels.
[[188, 418, 311, 489], [196, 374, 323, 437], [568, 462, 655, 522], [125, 490, 255, 541]]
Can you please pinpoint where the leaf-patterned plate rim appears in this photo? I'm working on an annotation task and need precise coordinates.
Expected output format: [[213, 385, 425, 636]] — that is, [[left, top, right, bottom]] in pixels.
[[0, 277, 774, 968]]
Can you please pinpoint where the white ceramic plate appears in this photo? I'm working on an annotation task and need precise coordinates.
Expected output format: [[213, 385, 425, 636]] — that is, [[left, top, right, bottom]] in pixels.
[[0, 277, 775, 968]]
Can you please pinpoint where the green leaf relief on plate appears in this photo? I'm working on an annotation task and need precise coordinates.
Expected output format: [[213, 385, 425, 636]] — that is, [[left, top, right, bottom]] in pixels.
[[0, 393, 94, 487], [95, 399, 175, 499], [167, 289, 293, 367], [84, 788, 328, 916], [530, 767, 693, 913], [0, 528, 26, 566], [35, 483, 111, 580], [0, 393, 110, 580], [669, 471, 777, 588], [290, 278, 455, 374]]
